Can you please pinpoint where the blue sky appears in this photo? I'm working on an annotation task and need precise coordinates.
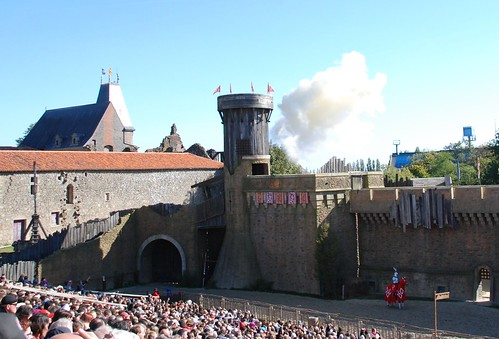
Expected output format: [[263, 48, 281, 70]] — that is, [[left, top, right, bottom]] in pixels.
[[2, 1, 498, 170]]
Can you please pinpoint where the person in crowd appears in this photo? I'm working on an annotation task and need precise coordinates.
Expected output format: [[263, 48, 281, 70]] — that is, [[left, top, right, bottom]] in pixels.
[[1, 293, 19, 314], [77, 277, 90, 294], [64, 280, 73, 292], [130, 323, 147, 339], [16, 304, 34, 336], [30, 312, 51, 339], [18, 274, 26, 283], [151, 288, 160, 299]]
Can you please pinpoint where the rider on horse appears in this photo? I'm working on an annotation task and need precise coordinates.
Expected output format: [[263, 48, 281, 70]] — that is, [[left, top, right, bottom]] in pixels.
[[385, 267, 407, 309]]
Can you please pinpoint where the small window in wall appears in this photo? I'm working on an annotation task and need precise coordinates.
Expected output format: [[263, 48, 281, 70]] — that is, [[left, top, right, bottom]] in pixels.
[[50, 212, 60, 226], [66, 184, 74, 204], [252, 163, 268, 175], [105, 193, 111, 201], [104, 145, 113, 152], [13, 219, 26, 242], [55, 135, 62, 147], [71, 134, 79, 145]]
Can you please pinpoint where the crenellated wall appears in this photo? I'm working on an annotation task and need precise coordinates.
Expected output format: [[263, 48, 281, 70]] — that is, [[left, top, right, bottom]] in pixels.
[[350, 186, 499, 302], [236, 172, 383, 295]]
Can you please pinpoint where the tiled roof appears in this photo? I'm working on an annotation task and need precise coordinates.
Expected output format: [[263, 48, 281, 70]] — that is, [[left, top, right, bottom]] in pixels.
[[0, 151, 224, 172]]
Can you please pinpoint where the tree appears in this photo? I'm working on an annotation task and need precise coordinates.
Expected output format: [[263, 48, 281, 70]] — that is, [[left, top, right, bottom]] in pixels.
[[398, 143, 482, 185], [269, 143, 302, 175], [386, 138, 499, 185], [481, 132, 499, 184], [16, 123, 35, 146], [384, 164, 414, 184], [366, 158, 373, 171], [359, 159, 365, 171]]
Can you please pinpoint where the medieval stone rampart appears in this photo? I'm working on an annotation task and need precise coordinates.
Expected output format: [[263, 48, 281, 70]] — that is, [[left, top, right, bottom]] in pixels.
[[239, 173, 383, 295], [0, 169, 221, 245], [350, 186, 498, 302], [40, 205, 202, 290]]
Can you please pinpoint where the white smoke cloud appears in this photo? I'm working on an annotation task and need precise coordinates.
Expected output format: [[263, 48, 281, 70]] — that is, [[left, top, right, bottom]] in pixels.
[[271, 51, 387, 169]]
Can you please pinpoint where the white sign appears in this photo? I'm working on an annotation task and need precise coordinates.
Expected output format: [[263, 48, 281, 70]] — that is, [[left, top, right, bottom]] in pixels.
[[435, 291, 450, 300]]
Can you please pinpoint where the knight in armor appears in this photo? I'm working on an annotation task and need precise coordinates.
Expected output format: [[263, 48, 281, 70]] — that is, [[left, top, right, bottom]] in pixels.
[[392, 267, 399, 284]]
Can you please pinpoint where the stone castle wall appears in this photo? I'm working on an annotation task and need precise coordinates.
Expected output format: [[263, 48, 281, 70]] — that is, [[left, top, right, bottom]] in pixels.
[[40, 205, 201, 290], [350, 186, 499, 302], [241, 173, 372, 295], [0, 169, 221, 245], [247, 201, 320, 294]]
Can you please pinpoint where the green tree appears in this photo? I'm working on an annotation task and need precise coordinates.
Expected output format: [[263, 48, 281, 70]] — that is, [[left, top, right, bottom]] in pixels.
[[366, 158, 372, 171], [442, 141, 480, 185], [481, 133, 499, 184], [384, 164, 414, 183], [269, 143, 302, 175], [16, 123, 35, 146], [386, 139, 499, 185]]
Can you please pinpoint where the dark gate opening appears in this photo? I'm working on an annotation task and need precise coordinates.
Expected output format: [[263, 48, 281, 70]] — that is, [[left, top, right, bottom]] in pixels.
[[144, 239, 182, 283], [199, 228, 225, 287]]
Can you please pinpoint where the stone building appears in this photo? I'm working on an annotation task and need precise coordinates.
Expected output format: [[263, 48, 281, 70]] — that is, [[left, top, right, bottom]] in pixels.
[[19, 82, 137, 152], [0, 150, 223, 245]]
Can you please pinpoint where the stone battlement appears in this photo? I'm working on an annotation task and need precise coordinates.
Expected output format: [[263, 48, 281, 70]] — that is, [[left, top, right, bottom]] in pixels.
[[350, 185, 499, 214], [244, 172, 384, 193]]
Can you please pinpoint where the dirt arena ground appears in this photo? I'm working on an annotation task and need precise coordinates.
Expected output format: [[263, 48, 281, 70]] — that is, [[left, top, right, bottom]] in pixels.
[[119, 284, 498, 338]]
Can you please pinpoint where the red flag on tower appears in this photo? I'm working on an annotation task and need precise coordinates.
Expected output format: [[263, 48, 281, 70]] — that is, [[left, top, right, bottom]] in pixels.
[[267, 83, 275, 94], [213, 85, 221, 95], [251, 82, 254, 93]]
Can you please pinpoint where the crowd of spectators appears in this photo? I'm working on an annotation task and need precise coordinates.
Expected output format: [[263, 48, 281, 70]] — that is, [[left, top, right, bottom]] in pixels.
[[0, 275, 382, 339]]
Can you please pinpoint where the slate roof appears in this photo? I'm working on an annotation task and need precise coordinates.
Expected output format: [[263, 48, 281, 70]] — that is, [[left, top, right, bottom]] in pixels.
[[0, 151, 224, 173], [19, 102, 110, 150]]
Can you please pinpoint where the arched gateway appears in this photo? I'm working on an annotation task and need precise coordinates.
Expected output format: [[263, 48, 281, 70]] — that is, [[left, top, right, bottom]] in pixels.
[[137, 235, 186, 284]]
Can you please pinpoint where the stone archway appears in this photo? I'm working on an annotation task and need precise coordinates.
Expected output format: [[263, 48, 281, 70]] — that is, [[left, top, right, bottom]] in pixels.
[[137, 235, 186, 284], [474, 266, 491, 302]]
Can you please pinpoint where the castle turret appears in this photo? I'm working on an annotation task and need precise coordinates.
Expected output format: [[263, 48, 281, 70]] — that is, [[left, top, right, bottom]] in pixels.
[[218, 94, 273, 174], [211, 93, 273, 289]]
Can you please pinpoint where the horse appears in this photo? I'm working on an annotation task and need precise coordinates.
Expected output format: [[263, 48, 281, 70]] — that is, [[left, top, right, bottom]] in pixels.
[[385, 277, 408, 309]]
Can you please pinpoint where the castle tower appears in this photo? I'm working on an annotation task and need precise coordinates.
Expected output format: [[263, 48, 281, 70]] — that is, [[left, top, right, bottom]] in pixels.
[[218, 94, 273, 174], [211, 93, 273, 289], [97, 82, 135, 145]]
